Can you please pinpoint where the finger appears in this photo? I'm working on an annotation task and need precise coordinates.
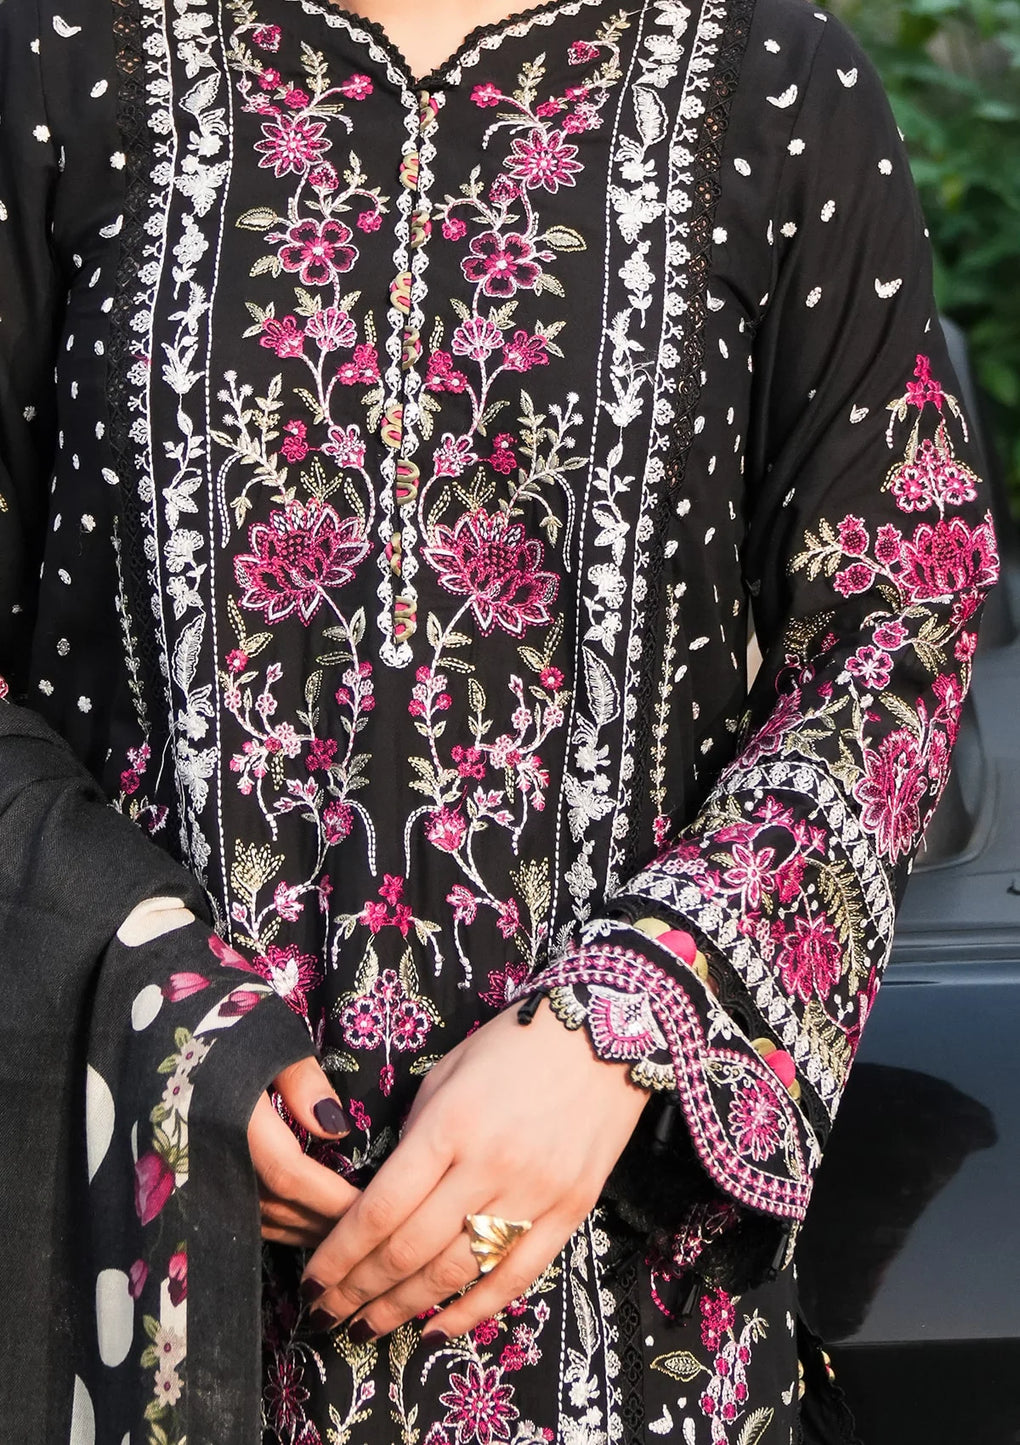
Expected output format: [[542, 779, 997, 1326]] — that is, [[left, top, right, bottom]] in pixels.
[[424, 1210, 580, 1343], [248, 1093, 359, 1219], [312, 1163, 479, 1325], [273, 1055, 351, 1139], [302, 1123, 451, 1297], [261, 1222, 330, 1248], [338, 1211, 482, 1339], [258, 1193, 339, 1236]]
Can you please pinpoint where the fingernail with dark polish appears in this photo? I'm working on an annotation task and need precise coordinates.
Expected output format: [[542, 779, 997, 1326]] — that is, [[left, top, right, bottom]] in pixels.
[[422, 1328, 448, 1346], [313, 1097, 350, 1135], [347, 1317, 377, 1345], [299, 1277, 325, 1304], [307, 1308, 337, 1333]]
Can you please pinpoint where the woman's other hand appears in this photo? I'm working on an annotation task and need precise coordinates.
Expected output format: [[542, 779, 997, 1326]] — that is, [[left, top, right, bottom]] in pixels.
[[298, 999, 649, 1340], [248, 1057, 361, 1247]]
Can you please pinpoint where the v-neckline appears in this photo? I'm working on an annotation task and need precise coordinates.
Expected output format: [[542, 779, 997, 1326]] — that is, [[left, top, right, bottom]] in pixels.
[[286, 0, 611, 89]]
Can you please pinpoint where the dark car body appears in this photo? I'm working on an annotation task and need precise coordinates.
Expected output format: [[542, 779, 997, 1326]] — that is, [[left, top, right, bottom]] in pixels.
[[795, 386, 1020, 1444]]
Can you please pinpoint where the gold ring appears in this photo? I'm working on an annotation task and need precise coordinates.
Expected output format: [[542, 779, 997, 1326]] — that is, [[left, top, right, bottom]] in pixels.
[[464, 1213, 533, 1274]]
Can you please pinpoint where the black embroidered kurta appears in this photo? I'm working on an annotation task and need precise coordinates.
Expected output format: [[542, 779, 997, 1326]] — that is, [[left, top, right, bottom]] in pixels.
[[0, 0, 999, 1441]]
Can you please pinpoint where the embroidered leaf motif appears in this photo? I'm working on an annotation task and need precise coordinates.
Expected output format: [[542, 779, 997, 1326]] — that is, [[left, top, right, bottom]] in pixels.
[[236, 207, 281, 232], [353, 942, 379, 995], [583, 646, 620, 726], [543, 225, 587, 253], [173, 613, 205, 695], [651, 1349, 708, 1382], [634, 86, 667, 147], [738, 1407, 774, 1445], [322, 1050, 359, 1074], [572, 1275, 599, 1356]]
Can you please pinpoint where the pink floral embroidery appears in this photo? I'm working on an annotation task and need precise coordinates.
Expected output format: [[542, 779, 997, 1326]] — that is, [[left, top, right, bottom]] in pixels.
[[234, 502, 369, 625], [728, 1081, 783, 1162], [273, 218, 357, 285], [775, 914, 841, 1002], [853, 728, 926, 860], [507, 128, 584, 192], [255, 116, 331, 177], [438, 1360, 519, 1445], [423, 510, 558, 635], [462, 232, 543, 298]]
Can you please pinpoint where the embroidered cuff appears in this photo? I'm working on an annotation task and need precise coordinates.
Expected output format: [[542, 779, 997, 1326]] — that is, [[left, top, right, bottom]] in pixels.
[[528, 925, 819, 1224]]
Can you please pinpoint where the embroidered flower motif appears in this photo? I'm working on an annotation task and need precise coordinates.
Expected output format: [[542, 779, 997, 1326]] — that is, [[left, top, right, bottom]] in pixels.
[[322, 423, 366, 468], [845, 644, 892, 690], [341, 73, 373, 100], [423, 510, 559, 635], [306, 305, 358, 350], [275, 218, 357, 285], [508, 128, 583, 192], [426, 807, 468, 853], [439, 1360, 520, 1445], [895, 515, 998, 602], [260, 314, 305, 358], [450, 315, 503, 362], [775, 913, 842, 1002], [501, 330, 548, 372], [462, 232, 542, 298], [336, 342, 381, 385], [434, 433, 479, 478], [251, 943, 321, 1016], [251, 24, 281, 50], [728, 1081, 783, 1162], [853, 728, 926, 860], [255, 116, 331, 177], [905, 353, 944, 412], [323, 800, 354, 843], [470, 82, 502, 107], [234, 502, 369, 624]]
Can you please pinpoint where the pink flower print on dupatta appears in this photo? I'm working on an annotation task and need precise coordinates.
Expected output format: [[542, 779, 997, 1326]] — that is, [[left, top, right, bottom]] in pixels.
[[462, 232, 543, 298], [439, 1359, 520, 1445], [134, 1151, 176, 1225], [423, 510, 558, 636], [275, 218, 357, 285], [234, 501, 368, 625], [255, 116, 331, 177]]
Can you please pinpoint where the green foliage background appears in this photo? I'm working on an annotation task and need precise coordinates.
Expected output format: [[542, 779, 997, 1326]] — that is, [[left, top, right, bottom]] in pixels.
[[827, 0, 1020, 509]]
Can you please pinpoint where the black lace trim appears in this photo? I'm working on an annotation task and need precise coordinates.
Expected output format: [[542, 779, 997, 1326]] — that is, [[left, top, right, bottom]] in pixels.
[[286, 0, 610, 88], [617, 0, 757, 882], [109, 0, 185, 849]]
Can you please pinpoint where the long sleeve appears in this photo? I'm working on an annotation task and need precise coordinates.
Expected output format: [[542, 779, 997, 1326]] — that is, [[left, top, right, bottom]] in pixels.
[[528, 14, 999, 1291], [0, 0, 63, 700]]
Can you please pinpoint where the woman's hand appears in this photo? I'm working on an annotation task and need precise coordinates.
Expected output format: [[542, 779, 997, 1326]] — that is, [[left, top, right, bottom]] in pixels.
[[248, 1057, 361, 1247], [298, 999, 649, 1341]]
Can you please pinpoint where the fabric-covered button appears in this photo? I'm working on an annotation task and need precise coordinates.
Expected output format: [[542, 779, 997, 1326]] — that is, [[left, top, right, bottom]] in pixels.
[[409, 212, 431, 250], [381, 402, 404, 450], [386, 532, 402, 575], [395, 457, 420, 505], [399, 151, 420, 190], [401, 328, 422, 369], [390, 271, 413, 314], [394, 592, 417, 641]]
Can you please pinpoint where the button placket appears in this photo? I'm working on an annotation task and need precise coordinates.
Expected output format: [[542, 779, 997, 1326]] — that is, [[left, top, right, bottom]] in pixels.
[[380, 87, 440, 655]]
